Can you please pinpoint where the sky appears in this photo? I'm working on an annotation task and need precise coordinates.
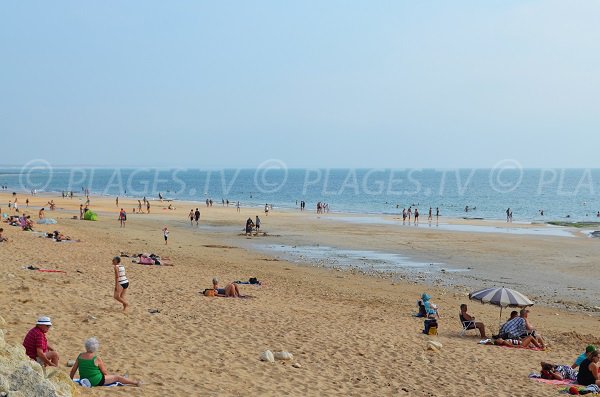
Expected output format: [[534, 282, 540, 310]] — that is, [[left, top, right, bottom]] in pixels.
[[1, 1, 599, 168]]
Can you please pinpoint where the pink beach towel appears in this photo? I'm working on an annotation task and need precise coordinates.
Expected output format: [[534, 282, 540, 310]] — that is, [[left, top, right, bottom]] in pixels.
[[530, 378, 575, 386]]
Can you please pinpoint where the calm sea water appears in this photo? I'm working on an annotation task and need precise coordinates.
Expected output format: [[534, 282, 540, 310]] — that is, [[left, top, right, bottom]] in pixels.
[[1, 167, 600, 221]]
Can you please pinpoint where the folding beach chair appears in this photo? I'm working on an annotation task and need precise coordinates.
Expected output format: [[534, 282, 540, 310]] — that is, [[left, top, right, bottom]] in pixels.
[[459, 313, 477, 336]]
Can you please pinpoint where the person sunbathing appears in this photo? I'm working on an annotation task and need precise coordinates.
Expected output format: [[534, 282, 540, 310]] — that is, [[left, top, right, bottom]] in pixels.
[[493, 335, 542, 349], [211, 278, 242, 297], [460, 304, 486, 338], [69, 337, 141, 387], [540, 362, 578, 381]]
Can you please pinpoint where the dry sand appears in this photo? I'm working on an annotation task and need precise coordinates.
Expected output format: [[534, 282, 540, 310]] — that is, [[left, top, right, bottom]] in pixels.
[[1, 193, 599, 396]]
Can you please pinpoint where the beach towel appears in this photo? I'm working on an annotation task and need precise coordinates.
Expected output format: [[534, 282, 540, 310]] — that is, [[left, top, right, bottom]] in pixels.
[[73, 379, 125, 387], [528, 377, 575, 386], [24, 266, 67, 274], [37, 218, 57, 225]]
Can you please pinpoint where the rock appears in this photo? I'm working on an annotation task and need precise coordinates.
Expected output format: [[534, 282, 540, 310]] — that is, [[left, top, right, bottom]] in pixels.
[[148, 309, 160, 314], [292, 362, 302, 368], [82, 315, 97, 323], [259, 350, 275, 363], [274, 351, 294, 361], [427, 341, 443, 352], [66, 360, 75, 367]]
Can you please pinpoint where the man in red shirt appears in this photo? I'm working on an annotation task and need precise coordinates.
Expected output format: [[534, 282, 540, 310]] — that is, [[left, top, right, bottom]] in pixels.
[[22, 316, 59, 367]]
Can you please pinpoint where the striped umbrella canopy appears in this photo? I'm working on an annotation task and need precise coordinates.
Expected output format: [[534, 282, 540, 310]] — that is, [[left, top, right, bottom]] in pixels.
[[469, 287, 534, 328]]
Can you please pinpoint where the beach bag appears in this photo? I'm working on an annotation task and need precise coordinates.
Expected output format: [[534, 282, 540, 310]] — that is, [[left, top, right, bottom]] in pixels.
[[249, 277, 259, 284], [423, 319, 438, 335], [203, 289, 215, 297]]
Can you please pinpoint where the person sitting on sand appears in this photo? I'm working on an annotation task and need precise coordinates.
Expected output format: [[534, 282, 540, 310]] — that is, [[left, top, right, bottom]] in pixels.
[[540, 361, 578, 381], [497, 309, 544, 349], [211, 278, 242, 297], [460, 304, 486, 338], [38, 208, 45, 219], [577, 350, 600, 387], [573, 345, 597, 369], [69, 337, 141, 387], [519, 309, 545, 347], [23, 316, 59, 367]]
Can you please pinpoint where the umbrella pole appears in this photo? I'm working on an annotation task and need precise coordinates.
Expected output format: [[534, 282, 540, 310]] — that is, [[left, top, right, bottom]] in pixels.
[[498, 307, 503, 331]]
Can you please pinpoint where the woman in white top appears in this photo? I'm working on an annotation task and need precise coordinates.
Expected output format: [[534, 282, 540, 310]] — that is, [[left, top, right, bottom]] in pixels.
[[112, 256, 129, 312]]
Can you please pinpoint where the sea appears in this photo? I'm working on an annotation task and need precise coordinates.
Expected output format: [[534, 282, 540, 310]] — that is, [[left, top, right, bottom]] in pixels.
[[1, 166, 600, 222]]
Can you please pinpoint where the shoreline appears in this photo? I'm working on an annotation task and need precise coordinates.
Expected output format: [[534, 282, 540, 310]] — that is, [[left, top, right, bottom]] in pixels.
[[4, 191, 600, 313]]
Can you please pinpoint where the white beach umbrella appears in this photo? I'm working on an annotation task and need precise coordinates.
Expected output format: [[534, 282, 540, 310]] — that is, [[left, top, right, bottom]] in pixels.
[[468, 286, 534, 328]]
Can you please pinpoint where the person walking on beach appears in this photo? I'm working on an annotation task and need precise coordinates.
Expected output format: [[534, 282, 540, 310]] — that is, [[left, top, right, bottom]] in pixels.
[[118, 208, 126, 228], [265, 203, 269, 216], [428, 207, 432, 221], [255, 215, 261, 233], [138, 200, 143, 213], [115, 197, 118, 207], [407, 207, 412, 222], [506, 208, 511, 222], [414, 208, 419, 224], [25, 198, 29, 207], [146, 201, 150, 214], [194, 208, 200, 226], [236, 201, 240, 213], [23, 316, 59, 367], [402, 208, 407, 223], [436, 207, 439, 220], [80, 204, 84, 220], [163, 227, 169, 245], [189, 209, 194, 226], [112, 257, 129, 312]]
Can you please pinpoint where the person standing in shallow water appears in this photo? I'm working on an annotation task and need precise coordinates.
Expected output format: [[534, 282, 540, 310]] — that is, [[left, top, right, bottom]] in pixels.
[[112, 257, 129, 312]]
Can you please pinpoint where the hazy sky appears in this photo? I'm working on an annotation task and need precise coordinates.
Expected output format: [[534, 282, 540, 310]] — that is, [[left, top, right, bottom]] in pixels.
[[1, 1, 599, 168]]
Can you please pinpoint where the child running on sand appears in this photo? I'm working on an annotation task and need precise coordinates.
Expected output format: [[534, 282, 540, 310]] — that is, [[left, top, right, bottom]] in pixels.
[[112, 257, 129, 311]]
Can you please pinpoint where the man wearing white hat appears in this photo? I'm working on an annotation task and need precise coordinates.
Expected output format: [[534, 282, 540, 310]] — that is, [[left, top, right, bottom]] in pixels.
[[22, 316, 59, 367]]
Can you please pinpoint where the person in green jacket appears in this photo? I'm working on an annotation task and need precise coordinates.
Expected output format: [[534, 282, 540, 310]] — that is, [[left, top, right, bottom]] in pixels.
[[69, 337, 141, 387]]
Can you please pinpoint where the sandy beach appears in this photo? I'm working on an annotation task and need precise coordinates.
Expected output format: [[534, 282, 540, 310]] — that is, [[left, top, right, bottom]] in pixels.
[[1, 192, 599, 396]]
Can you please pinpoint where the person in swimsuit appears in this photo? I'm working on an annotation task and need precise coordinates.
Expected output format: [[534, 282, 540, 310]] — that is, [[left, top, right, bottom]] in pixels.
[[189, 209, 194, 226], [212, 278, 242, 297], [69, 337, 141, 387], [112, 257, 129, 311], [118, 209, 126, 228], [577, 350, 600, 386]]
